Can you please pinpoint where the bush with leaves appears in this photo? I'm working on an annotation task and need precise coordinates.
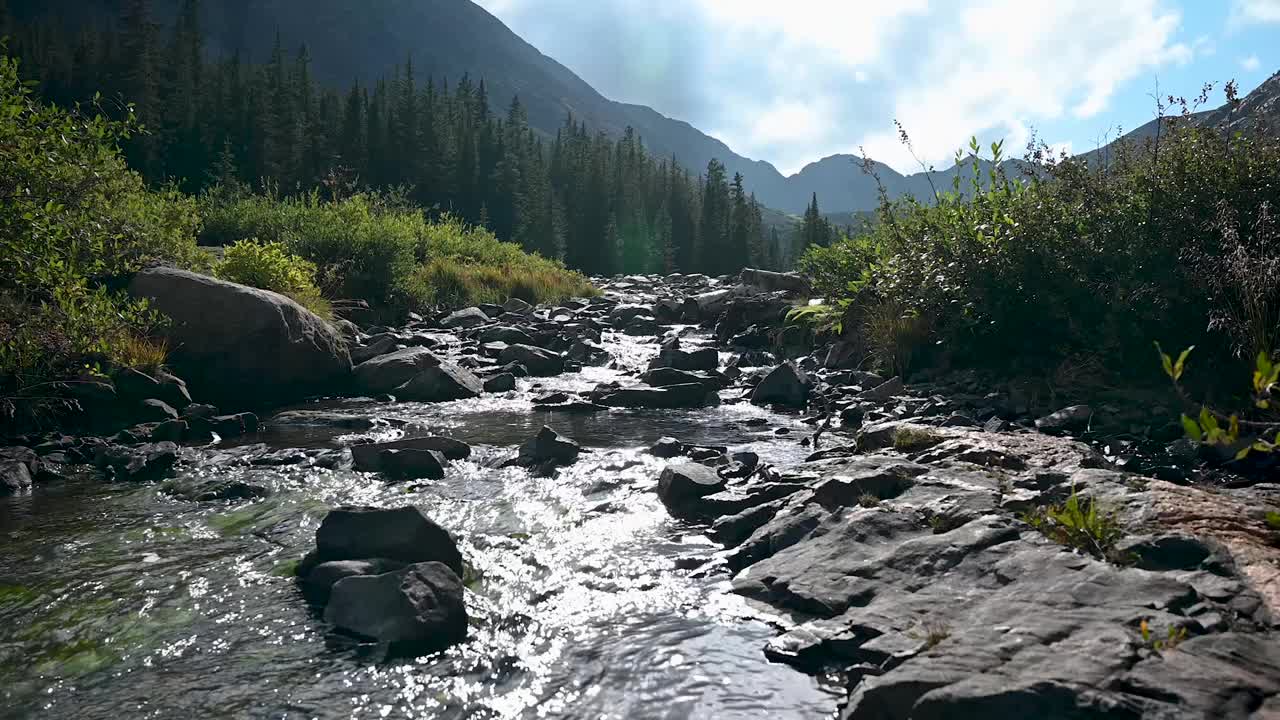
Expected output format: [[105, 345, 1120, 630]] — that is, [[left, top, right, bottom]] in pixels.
[[794, 89, 1280, 386], [201, 192, 595, 314], [215, 240, 331, 318], [0, 47, 201, 425]]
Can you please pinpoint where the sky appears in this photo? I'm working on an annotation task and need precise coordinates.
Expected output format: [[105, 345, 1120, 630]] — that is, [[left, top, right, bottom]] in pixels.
[[474, 0, 1280, 176]]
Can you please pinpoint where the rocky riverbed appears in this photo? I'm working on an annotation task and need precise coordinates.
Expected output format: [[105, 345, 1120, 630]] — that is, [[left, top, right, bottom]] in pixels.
[[1, 269, 1278, 719]]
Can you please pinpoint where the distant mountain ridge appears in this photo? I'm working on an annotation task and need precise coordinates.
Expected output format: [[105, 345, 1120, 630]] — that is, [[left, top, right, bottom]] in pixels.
[[15, 0, 1280, 215]]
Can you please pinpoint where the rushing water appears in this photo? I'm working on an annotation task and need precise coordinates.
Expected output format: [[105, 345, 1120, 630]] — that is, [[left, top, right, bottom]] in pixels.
[[0, 323, 842, 719]]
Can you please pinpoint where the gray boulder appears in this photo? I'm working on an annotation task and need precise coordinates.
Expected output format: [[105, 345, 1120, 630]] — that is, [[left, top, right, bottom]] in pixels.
[[859, 376, 904, 402], [502, 297, 533, 315], [598, 384, 719, 409], [739, 268, 810, 294], [479, 326, 534, 346], [313, 506, 463, 576], [0, 458, 32, 494], [93, 441, 179, 481], [129, 267, 351, 404], [516, 426, 581, 467], [350, 334, 399, 365], [1036, 405, 1093, 432], [499, 344, 564, 376], [353, 347, 440, 394], [483, 372, 517, 393], [303, 558, 406, 602], [650, 347, 719, 372], [376, 449, 447, 480], [395, 363, 483, 402], [751, 362, 812, 408], [324, 561, 467, 654], [440, 307, 490, 329], [657, 463, 727, 508], [350, 436, 471, 468]]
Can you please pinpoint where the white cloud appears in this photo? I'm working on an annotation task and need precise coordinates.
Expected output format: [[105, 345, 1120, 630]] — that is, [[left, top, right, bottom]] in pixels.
[[1242, 54, 1263, 71], [1231, 0, 1280, 24], [477, 0, 1195, 175], [854, 0, 1190, 171]]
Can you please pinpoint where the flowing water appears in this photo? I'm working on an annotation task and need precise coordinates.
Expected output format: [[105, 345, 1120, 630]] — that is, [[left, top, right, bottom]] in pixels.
[[0, 323, 842, 719]]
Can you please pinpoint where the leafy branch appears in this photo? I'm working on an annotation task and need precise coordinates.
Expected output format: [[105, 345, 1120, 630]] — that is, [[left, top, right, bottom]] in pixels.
[[1155, 342, 1280, 460]]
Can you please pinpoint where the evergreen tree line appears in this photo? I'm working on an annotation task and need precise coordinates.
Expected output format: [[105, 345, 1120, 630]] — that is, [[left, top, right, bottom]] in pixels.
[[3, 0, 780, 277]]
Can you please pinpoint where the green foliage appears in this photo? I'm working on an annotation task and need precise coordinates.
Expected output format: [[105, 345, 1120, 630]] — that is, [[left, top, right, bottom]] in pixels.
[[0, 46, 199, 419], [785, 303, 847, 338], [857, 493, 880, 508], [215, 239, 331, 318], [1264, 511, 1280, 531], [796, 115, 1280, 389], [6, 4, 781, 278], [1024, 486, 1126, 561], [1157, 344, 1279, 460], [201, 192, 595, 313], [1139, 619, 1187, 652]]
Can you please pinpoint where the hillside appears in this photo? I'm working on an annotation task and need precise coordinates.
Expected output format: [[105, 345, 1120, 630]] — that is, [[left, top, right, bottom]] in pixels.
[[15, 1, 1277, 217]]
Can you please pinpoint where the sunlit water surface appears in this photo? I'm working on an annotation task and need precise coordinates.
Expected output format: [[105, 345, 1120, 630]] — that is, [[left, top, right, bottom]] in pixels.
[[0, 327, 842, 719]]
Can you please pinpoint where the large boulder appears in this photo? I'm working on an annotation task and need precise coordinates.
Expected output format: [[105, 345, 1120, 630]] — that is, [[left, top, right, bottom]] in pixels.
[[129, 267, 351, 404], [395, 363, 484, 402], [324, 561, 467, 654], [597, 384, 719, 409], [515, 426, 581, 467], [751, 362, 812, 408], [350, 437, 472, 468], [649, 347, 719, 372], [0, 453, 33, 491], [738, 268, 810, 294], [93, 441, 179, 481], [657, 463, 727, 509], [499, 344, 564, 376], [312, 506, 463, 576], [479, 326, 534, 346], [353, 347, 441, 395], [440, 306, 490, 329]]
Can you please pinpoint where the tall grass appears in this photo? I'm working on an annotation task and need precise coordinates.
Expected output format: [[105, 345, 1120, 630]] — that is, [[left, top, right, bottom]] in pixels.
[[200, 190, 596, 314]]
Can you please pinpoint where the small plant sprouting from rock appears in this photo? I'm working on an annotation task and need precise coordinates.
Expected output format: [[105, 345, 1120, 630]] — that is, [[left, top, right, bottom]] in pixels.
[[1265, 511, 1280, 529], [858, 493, 881, 508], [909, 618, 952, 650], [1023, 486, 1125, 561], [1139, 619, 1187, 652], [928, 512, 967, 535]]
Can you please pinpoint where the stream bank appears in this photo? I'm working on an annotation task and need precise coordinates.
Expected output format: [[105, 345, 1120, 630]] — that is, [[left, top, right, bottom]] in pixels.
[[2, 269, 1277, 719]]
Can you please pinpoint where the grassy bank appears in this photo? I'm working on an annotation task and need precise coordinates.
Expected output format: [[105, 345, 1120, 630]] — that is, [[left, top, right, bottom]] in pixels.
[[793, 104, 1280, 420], [199, 190, 597, 314]]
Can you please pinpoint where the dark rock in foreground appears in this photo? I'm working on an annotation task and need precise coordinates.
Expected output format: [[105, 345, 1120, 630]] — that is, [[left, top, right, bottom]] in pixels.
[[324, 561, 467, 654], [597, 384, 719, 409], [514, 426, 581, 467], [498, 344, 564, 376], [310, 506, 463, 577], [751, 362, 811, 408], [657, 462, 726, 510], [395, 363, 484, 402], [353, 347, 441, 394]]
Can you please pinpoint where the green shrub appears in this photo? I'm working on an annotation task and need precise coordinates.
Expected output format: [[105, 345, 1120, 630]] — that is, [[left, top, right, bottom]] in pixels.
[[0, 47, 199, 422], [202, 192, 596, 314], [215, 240, 331, 318], [795, 105, 1280, 394], [1024, 487, 1126, 562]]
